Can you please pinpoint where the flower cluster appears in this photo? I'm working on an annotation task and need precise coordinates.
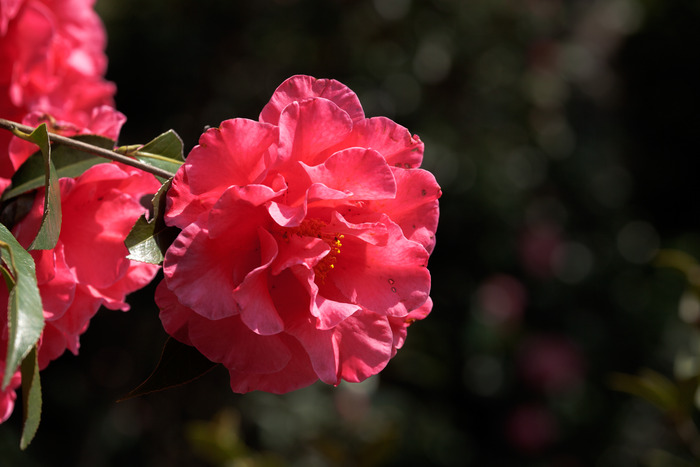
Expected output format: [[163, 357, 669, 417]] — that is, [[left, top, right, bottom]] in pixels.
[[157, 75, 440, 393], [0, 0, 440, 432], [0, 0, 118, 190], [0, 0, 160, 423]]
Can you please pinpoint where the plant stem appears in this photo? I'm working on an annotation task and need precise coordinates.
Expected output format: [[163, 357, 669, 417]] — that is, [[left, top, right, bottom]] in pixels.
[[0, 118, 177, 180]]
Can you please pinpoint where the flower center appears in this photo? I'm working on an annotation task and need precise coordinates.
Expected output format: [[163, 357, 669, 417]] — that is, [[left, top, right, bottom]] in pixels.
[[282, 218, 343, 283]]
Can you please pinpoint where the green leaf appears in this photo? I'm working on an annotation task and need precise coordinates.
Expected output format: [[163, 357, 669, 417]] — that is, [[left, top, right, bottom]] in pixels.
[[3, 134, 114, 201], [19, 345, 41, 450], [22, 124, 61, 251], [125, 180, 180, 264], [0, 224, 43, 390], [132, 130, 184, 182], [119, 337, 218, 400], [609, 369, 681, 413]]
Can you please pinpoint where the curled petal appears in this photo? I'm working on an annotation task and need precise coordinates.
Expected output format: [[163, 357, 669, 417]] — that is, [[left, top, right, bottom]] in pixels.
[[208, 184, 282, 238], [165, 169, 218, 228], [277, 99, 353, 167], [389, 297, 433, 357], [301, 147, 396, 201], [164, 223, 240, 320], [322, 116, 424, 168], [366, 167, 441, 254], [334, 312, 394, 383], [331, 219, 431, 317], [233, 228, 284, 335], [260, 74, 365, 126], [187, 118, 278, 194], [158, 282, 296, 381], [271, 235, 329, 276]]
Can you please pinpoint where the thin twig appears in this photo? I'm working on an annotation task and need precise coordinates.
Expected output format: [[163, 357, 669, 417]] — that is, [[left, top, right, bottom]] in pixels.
[[0, 118, 177, 180]]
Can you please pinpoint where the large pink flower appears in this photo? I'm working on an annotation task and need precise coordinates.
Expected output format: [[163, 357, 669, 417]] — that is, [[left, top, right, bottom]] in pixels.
[[0, 0, 115, 189], [157, 75, 440, 393]]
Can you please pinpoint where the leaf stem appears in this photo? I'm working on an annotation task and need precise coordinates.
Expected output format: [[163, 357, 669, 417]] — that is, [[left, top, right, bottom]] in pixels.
[[0, 118, 177, 180]]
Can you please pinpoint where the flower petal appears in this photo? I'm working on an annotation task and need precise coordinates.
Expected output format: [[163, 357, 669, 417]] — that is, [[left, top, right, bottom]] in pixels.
[[163, 223, 240, 320], [187, 118, 278, 194], [277, 99, 353, 167], [321, 117, 424, 168], [157, 282, 291, 375], [165, 168, 218, 228], [301, 147, 396, 200], [233, 228, 284, 335], [388, 297, 433, 357], [334, 312, 393, 383], [227, 333, 319, 394], [260, 74, 364, 126], [365, 167, 441, 254], [331, 219, 431, 317], [208, 184, 281, 239]]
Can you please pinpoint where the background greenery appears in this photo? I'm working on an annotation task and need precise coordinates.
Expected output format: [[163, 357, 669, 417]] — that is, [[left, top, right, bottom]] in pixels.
[[3, 0, 700, 465]]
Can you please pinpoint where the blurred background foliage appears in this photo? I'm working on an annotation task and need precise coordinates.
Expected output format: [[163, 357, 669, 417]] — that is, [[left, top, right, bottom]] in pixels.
[[3, 0, 700, 465]]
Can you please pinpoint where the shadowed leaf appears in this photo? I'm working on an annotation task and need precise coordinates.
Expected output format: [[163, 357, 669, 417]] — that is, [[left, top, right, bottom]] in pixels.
[[3, 134, 114, 201], [0, 224, 43, 390], [23, 124, 61, 250], [132, 130, 184, 182], [125, 180, 180, 264], [19, 346, 41, 450]]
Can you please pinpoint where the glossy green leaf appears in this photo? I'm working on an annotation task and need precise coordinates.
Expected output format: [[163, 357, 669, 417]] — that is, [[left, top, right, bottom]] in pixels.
[[3, 134, 114, 201], [119, 337, 218, 400], [19, 345, 41, 450], [0, 224, 43, 390], [132, 130, 184, 182], [22, 124, 61, 251], [125, 180, 179, 264]]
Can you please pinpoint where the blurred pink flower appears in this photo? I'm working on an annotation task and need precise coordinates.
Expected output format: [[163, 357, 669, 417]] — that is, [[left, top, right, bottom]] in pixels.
[[0, 0, 116, 189], [517, 334, 586, 394], [475, 274, 527, 328], [157, 74, 440, 393], [519, 221, 563, 278], [506, 403, 559, 454]]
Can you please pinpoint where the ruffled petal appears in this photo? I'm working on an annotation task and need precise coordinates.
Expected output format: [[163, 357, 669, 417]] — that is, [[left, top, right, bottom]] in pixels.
[[334, 311, 393, 383], [330, 218, 431, 317], [277, 98, 353, 167], [157, 282, 292, 376], [233, 228, 283, 335], [227, 332, 319, 394], [187, 118, 278, 194], [388, 297, 432, 357], [260, 75, 364, 126], [301, 147, 396, 200], [165, 168, 217, 228], [60, 185, 142, 288], [365, 167, 441, 254], [163, 222, 240, 320], [321, 116, 424, 169], [207, 184, 281, 239]]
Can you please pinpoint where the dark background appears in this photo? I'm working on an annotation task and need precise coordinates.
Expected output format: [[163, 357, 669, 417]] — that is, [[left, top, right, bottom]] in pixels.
[[3, 0, 700, 465]]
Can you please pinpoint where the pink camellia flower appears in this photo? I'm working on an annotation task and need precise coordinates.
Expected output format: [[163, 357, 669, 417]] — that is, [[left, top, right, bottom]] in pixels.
[[0, 0, 116, 190], [7, 162, 161, 369], [0, 161, 160, 422], [156, 75, 440, 393]]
